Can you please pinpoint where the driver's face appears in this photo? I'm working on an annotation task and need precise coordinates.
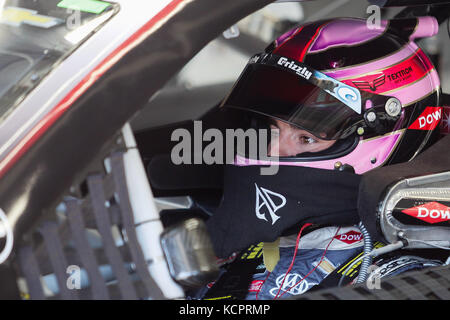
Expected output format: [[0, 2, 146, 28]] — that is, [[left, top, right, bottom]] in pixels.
[[268, 119, 336, 157]]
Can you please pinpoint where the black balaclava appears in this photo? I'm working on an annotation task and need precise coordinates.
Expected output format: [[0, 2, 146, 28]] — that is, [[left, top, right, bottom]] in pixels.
[[206, 164, 361, 258]]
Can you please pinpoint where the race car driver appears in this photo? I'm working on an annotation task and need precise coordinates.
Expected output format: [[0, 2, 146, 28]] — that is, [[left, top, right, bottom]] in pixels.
[[200, 16, 446, 300]]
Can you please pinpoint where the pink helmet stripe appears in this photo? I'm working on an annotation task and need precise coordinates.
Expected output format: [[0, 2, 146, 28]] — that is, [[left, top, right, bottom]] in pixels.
[[340, 49, 434, 94], [390, 68, 440, 106]]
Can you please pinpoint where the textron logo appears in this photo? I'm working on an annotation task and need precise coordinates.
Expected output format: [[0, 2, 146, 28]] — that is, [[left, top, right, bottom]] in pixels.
[[402, 202, 450, 224], [277, 57, 312, 80], [387, 66, 413, 81], [352, 75, 386, 92], [255, 184, 286, 225]]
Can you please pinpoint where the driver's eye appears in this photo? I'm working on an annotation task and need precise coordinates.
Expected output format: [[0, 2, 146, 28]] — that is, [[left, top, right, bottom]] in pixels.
[[299, 135, 317, 145]]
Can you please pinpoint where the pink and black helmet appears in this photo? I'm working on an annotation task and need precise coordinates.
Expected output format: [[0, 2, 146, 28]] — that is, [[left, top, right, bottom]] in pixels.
[[221, 17, 442, 174]]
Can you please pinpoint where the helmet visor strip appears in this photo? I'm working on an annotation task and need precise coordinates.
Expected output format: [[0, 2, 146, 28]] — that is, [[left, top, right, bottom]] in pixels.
[[221, 53, 400, 140]]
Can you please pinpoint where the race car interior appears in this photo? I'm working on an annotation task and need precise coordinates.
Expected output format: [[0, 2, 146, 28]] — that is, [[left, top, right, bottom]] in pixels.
[[131, 0, 450, 299], [1, 0, 449, 301]]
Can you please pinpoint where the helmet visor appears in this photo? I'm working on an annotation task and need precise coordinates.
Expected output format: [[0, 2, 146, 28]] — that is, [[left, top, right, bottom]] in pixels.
[[221, 54, 366, 140]]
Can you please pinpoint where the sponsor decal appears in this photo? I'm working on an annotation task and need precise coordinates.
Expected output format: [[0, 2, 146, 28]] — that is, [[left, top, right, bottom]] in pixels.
[[408, 107, 442, 131], [352, 74, 385, 92], [342, 52, 432, 94], [248, 280, 264, 292], [336, 87, 359, 104], [402, 201, 450, 224], [0, 6, 63, 28], [277, 57, 312, 80], [255, 184, 286, 225], [269, 273, 317, 297], [334, 230, 363, 244], [386, 66, 413, 83], [315, 71, 362, 114]]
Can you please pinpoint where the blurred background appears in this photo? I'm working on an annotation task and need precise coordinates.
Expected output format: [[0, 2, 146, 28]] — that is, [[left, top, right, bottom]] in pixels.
[[130, 0, 450, 132]]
